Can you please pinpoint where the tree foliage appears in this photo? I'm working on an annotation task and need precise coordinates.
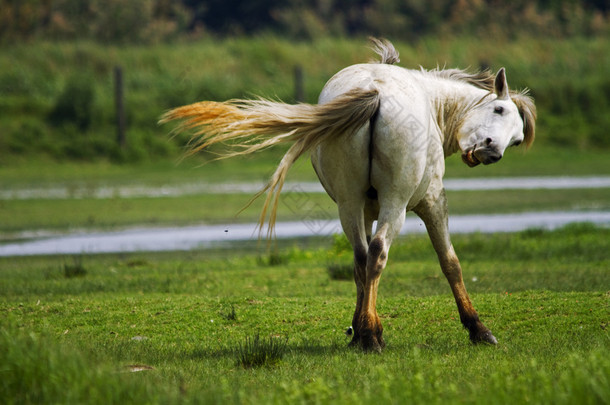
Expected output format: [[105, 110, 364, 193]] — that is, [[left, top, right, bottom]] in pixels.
[[0, 0, 607, 43]]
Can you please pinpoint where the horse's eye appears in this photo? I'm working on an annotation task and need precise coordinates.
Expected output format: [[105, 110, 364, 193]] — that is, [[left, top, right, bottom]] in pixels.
[[494, 106, 504, 114]]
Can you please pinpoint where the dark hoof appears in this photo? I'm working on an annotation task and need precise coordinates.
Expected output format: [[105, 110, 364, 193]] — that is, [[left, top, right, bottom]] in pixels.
[[360, 337, 384, 353], [471, 329, 498, 345], [349, 331, 385, 353]]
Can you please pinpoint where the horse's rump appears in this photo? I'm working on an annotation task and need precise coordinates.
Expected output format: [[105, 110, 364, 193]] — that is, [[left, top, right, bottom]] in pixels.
[[159, 88, 381, 237]]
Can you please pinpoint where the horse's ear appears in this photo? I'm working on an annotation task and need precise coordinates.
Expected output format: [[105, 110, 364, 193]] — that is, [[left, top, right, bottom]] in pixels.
[[494, 68, 509, 100]]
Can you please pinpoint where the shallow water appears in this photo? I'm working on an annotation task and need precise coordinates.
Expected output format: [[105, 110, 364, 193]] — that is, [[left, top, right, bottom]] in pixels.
[[1, 211, 608, 257], [2, 176, 609, 200]]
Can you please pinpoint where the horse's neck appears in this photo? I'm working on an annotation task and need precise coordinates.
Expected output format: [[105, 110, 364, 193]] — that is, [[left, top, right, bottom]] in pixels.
[[422, 75, 489, 157]]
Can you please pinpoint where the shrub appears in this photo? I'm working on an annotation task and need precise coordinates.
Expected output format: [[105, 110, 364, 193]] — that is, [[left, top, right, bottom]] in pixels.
[[221, 305, 238, 321], [5, 119, 49, 155], [64, 257, 87, 278], [327, 263, 353, 281], [257, 252, 288, 267], [48, 74, 95, 132]]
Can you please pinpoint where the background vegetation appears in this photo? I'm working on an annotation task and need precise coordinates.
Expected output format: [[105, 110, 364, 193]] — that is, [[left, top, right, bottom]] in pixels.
[[0, 1, 609, 163], [1, 36, 609, 163], [1, 0, 608, 42]]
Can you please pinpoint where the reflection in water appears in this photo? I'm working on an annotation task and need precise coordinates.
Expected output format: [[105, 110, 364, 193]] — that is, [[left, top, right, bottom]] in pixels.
[[2, 177, 610, 200]]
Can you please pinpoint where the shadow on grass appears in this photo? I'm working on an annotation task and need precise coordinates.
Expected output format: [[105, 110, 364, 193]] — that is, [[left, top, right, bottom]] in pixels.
[[180, 337, 350, 363]]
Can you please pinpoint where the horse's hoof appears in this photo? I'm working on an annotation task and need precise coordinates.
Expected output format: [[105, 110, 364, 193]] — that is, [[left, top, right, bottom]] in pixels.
[[362, 340, 383, 353], [472, 330, 498, 345], [357, 333, 385, 353], [484, 331, 498, 345], [348, 336, 360, 347]]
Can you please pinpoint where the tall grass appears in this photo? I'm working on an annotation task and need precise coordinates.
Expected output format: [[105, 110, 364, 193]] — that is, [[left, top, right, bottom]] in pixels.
[[235, 334, 289, 368], [0, 326, 175, 404]]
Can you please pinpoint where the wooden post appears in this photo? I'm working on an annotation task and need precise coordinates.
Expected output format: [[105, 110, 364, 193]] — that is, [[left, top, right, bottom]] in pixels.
[[294, 65, 304, 103], [114, 66, 126, 148]]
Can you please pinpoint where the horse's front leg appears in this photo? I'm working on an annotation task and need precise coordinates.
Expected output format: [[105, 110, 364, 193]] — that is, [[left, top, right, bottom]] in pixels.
[[414, 189, 498, 345]]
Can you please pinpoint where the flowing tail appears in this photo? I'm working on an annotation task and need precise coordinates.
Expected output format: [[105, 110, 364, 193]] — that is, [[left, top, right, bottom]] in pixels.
[[159, 88, 380, 238]]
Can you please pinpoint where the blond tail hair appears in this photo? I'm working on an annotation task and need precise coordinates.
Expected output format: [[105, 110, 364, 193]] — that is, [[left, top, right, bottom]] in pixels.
[[159, 88, 380, 238]]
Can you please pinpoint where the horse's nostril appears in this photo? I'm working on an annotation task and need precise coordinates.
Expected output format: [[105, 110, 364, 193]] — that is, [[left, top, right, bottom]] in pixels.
[[485, 138, 493, 146], [489, 154, 502, 163]]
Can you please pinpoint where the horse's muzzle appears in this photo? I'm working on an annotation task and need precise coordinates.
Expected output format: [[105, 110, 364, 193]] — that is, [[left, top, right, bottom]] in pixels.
[[473, 147, 503, 165]]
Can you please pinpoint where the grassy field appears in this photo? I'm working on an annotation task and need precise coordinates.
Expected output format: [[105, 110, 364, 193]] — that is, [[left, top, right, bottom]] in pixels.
[[1, 225, 608, 404]]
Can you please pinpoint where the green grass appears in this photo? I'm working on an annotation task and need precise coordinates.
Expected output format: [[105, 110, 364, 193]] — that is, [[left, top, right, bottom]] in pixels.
[[1, 185, 608, 235], [1, 225, 608, 404]]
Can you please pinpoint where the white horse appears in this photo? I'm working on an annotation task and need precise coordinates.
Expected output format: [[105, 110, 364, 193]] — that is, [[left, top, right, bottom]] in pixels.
[[161, 38, 536, 351]]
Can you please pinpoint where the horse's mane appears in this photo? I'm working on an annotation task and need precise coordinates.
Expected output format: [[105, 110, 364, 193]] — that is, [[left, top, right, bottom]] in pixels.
[[511, 89, 536, 148], [427, 68, 496, 91], [368, 37, 494, 90], [369, 37, 400, 65]]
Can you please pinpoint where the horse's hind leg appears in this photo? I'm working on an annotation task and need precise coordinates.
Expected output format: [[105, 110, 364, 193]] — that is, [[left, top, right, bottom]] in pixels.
[[414, 189, 498, 345], [356, 202, 407, 352], [335, 200, 368, 347]]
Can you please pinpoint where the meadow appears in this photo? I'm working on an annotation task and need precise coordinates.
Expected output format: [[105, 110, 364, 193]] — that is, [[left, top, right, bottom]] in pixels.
[[1, 35, 609, 404], [1, 224, 609, 404]]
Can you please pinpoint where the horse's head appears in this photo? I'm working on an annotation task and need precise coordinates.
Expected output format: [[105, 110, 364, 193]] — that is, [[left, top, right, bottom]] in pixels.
[[459, 68, 535, 167]]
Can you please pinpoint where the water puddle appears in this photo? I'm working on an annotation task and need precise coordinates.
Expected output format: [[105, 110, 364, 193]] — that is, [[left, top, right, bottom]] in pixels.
[[1, 176, 609, 200], [0, 211, 608, 257]]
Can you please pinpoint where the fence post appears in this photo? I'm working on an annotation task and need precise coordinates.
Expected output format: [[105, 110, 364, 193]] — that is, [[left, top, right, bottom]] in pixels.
[[294, 65, 304, 103], [114, 65, 126, 148]]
